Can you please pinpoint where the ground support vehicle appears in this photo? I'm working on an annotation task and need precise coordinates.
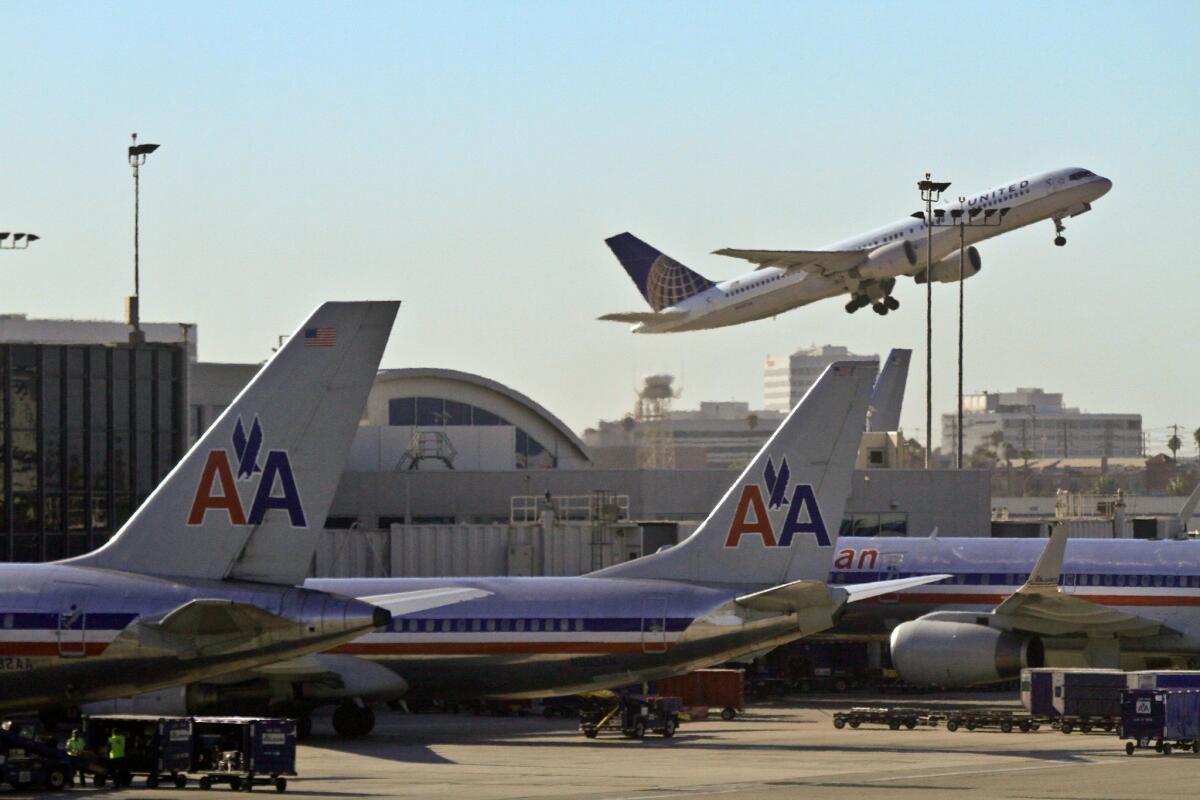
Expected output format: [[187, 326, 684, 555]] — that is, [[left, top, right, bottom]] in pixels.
[[0, 727, 85, 791], [1120, 689, 1200, 756], [943, 709, 1043, 733], [832, 707, 939, 731], [580, 695, 681, 740], [84, 715, 192, 788], [192, 718, 296, 792]]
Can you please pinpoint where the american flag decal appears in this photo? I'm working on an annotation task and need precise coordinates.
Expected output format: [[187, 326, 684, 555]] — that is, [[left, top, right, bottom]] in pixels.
[[304, 327, 337, 347]]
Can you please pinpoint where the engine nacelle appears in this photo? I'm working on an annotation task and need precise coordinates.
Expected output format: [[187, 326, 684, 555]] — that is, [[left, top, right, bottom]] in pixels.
[[859, 239, 918, 281], [913, 246, 981, 284], [79, 684, 215, 716], [298, 655, 409, 701], [890, 618, 1043, 687]]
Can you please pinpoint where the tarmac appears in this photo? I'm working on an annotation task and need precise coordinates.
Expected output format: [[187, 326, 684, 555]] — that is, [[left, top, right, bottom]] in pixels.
[[17, 695, 1194, 799]]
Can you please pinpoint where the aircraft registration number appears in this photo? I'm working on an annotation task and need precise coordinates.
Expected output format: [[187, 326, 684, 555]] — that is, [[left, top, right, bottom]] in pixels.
[[0, 657, 34, 671]]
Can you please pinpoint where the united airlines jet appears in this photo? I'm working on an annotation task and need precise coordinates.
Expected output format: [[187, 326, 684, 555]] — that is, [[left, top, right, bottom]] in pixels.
[[600, 167, 1112, 332]]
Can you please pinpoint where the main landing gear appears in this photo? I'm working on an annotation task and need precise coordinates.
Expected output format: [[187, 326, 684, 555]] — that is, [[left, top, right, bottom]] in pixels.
[[847, 295, 899, 315], [332, 701, 376, 737], [1053, 217, 1067, 247]]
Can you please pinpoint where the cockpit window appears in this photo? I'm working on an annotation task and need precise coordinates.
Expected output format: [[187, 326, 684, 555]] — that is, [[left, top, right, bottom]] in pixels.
[[1068, 170, 1093, 180]]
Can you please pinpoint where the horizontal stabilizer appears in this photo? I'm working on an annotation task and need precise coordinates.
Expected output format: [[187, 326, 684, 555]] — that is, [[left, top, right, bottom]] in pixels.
[[714, 248, 865, 275], [833, 574, 952, 604], [358, 587, 492, 616], [598, 310, 686, 324], [153, 599, 296, 638], [735, 580, 832, 613]]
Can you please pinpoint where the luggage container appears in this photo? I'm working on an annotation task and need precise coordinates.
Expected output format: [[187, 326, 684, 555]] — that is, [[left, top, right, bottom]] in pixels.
[[656, 669, 745, 721], [83, 715, 192, 789], [1119, 689, 1200, 755], [1020, 668, 1057, 717], [192, 717, 296, 792], [1127, 671, 1200, 691], [1051, 669, 1126, 733]]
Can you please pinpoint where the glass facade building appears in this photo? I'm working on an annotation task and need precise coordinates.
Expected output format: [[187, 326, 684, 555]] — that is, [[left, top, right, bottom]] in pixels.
[[0, 342, 186, 561]]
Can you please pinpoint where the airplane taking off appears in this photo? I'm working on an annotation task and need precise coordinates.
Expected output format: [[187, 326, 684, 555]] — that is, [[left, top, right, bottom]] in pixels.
[[0, 301, 486, 714], [89, 361, 948, 737], [600, 167, 1112, 332]]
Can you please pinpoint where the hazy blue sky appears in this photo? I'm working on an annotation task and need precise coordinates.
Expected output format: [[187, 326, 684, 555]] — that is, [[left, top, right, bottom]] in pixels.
[[1, 2, 1196, 452]]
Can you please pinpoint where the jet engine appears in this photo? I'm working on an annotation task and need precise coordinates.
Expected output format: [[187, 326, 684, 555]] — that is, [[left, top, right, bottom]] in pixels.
[[859, 239, 918, 281], [913, 246, 981, 284], [889, 618, 1043, 687]]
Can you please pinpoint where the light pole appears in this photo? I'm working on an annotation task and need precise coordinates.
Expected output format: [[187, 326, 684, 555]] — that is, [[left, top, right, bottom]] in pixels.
[[920, 201, 1009, 467], [916, 174, 950, 468], [128, 133, 160, 343], [0, 232, 39, 250]]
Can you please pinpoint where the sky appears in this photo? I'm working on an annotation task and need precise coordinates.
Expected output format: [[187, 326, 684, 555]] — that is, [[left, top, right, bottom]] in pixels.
[[1, 1, 1197, 453]]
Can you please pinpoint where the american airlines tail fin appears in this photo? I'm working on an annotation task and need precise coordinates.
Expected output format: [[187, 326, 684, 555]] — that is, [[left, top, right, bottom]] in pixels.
[[866, 348, 910, 432], [592, 361, 874, 587], [64, 301, 399, 585], [605, 233, 715, 311]]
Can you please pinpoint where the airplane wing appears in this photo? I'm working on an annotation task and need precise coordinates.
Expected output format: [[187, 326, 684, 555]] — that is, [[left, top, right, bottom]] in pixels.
[[990, 526, 1169, 637], [735, 574, 951, 613], [712, 248, 866, 275], [598, 310, 687, 324]]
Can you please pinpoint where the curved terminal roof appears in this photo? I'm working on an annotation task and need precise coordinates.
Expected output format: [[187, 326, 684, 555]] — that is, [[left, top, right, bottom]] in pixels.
[[364, 368, 591, 467]]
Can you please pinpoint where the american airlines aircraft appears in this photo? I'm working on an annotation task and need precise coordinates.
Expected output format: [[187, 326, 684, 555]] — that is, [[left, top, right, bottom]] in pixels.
[[600, 167, 1112, 332], [0, 302, 485, 714], [84, 361, 947, 737], [830, 486, 1200, 688]]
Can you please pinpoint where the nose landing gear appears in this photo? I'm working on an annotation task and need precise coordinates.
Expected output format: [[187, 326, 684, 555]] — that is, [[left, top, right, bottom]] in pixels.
[[1053, 217, 1067, 247]]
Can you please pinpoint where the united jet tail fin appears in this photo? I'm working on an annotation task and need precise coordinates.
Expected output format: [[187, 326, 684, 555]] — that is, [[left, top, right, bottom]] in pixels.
[[605, 233, 715, 311], [592, 361, 874, 587], [64, 301, 399, 585], [867, 348, 910, 432]]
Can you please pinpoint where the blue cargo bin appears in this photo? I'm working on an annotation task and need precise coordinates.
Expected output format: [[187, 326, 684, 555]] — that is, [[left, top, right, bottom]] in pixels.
[[1119, 689, 1200, 755], [191, 717, 297, 792]]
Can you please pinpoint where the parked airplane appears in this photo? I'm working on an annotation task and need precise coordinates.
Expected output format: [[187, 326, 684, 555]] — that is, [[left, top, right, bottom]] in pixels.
[[0, 301, 485, 714], [600, 167, 1112, 332], [831, 486, 1200, 688], [86, 361, 948, 737]]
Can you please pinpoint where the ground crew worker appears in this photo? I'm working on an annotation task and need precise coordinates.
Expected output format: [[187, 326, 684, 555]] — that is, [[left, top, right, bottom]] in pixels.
[[66, 729, 87, 785], [107, 728, 127, 786]]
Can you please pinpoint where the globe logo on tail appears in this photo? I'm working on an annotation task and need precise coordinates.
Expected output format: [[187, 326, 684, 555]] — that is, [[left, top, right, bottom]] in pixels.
[[724, 456, 830, 548]]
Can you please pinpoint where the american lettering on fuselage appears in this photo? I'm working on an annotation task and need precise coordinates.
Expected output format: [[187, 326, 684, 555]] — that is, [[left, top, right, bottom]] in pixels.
[[600, 167, 1112, 332]]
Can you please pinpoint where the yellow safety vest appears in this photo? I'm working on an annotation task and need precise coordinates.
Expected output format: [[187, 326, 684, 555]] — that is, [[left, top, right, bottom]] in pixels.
[[66, 736, 86, 756], [108, 734, 125, 759]]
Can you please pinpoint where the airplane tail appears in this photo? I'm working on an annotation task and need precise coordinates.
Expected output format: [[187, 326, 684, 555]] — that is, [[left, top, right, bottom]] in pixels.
[[63, 301, 400, 585], [605, 232, 715, 311], [866, 348, 911, 432], [591, 361, 874, 587]]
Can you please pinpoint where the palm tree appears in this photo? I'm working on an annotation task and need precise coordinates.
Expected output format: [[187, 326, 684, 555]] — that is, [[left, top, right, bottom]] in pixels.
[[1168, 433, 1182, 462], [1194, 426, 1200, 461]]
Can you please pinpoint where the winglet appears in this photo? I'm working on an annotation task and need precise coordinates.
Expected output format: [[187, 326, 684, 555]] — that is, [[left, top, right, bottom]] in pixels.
[[994, 524, 1067, 614]]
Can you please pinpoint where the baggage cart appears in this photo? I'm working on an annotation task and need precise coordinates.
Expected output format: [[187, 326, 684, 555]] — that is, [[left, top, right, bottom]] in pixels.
[[579, 695, 681, 739], [832, 707, 938, 730], [943, 708, 1042, 733], [1052, 669, 1125, 733], [1119, 689, 1200, 755], [83, 714, 192, 788], [192, 717, 296, 792]]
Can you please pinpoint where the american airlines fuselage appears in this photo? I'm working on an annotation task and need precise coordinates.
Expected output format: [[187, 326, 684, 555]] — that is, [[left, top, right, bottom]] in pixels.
[[633, 167, 1112, 333], [830, 536, 1200, 656]]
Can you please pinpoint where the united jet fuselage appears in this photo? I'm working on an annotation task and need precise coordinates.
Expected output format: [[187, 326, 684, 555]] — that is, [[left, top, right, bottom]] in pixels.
[[614, 167, 1112, 333]]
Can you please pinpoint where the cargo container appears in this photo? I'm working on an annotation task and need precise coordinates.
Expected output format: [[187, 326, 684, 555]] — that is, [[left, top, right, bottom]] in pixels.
[[1127, 671, 1200, 691], [1119, 689, 1200, 755], [656, 670, 744, 720], [191, 718, 296, 792], [1020, 669, 1057, 717], [1051, 669, 1126, 731], [83, 715, 192, 789]]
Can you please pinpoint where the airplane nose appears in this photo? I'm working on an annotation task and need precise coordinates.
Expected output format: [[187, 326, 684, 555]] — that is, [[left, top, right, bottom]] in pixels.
[[1095, 176, 1113, 196]]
